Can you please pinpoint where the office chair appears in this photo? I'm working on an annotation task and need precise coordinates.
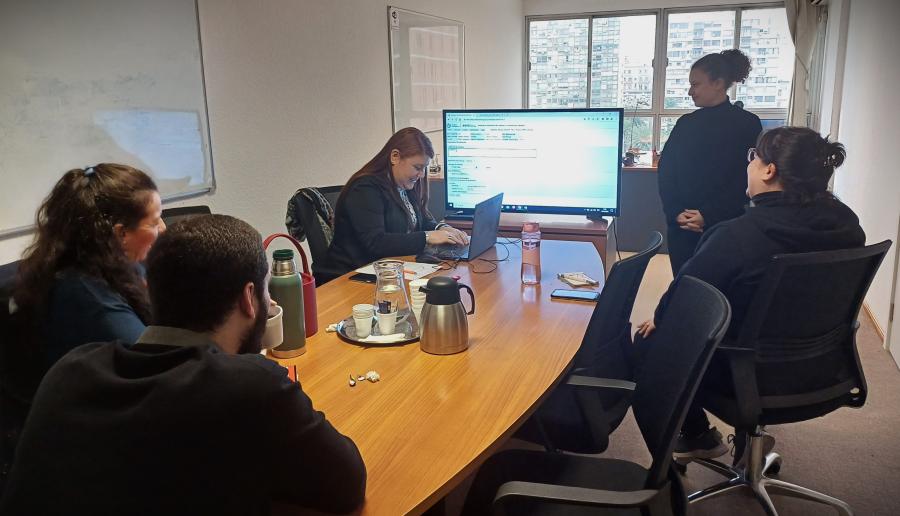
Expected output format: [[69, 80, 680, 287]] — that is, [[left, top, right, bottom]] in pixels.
[[160, 205, 211, 227], [285, 186, 343, 285], [686, 240, 892, 516], [463, 276, 730, 516], [0, 260, 42, 496], [515, 231, 663, 453]]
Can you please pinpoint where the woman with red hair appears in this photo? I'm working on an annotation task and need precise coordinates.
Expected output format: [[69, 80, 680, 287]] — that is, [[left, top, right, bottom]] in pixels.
[[327, 127, 468, 278]]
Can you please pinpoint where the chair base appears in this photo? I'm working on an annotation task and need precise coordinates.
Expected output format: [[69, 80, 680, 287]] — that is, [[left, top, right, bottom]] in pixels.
[[684, 430, 853, 516]]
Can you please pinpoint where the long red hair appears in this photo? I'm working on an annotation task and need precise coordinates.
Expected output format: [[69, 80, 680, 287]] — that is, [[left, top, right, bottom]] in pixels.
[[336, 127, 434, 230]]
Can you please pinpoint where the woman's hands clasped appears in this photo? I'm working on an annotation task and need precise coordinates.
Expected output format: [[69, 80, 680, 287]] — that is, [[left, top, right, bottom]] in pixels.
[[677, 209, 705, 233]]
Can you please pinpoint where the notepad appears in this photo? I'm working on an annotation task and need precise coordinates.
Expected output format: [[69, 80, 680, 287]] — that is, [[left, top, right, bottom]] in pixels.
[[355, 261, 440, 281]]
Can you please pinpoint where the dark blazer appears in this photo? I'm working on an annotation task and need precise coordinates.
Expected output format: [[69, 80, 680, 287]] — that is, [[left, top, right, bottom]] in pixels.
[[658, 98, 762, 229], [327, 175, 439, 275]]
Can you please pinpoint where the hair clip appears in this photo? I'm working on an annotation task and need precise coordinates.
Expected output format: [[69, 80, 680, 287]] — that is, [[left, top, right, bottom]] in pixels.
[[83, 166, 97, 177]]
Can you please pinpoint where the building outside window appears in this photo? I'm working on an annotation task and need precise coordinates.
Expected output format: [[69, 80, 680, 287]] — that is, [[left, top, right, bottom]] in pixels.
[[527, 4, 794, 159]]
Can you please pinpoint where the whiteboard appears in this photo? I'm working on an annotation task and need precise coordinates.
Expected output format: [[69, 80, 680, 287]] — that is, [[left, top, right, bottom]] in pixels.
[[0, 0, 214, 237], [388, 7, 465, 134]]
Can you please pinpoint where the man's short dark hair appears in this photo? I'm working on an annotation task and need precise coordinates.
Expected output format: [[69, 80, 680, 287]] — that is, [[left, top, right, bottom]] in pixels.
[[146, 214, 268, 332]]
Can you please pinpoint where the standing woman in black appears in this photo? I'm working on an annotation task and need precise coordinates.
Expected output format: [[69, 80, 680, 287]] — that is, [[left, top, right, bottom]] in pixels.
[[657, 49, 762, 275]]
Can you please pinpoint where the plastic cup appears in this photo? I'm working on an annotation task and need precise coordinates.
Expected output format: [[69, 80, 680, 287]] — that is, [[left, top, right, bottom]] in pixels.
[[352, 304, 374, 338]]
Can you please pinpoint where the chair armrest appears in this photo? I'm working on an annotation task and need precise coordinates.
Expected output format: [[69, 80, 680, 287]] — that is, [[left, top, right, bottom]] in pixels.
[[714, 346, 761, 425], [566, 375, 636, 392], [717, 344, 755, 353], [493, 481, 659, 512]]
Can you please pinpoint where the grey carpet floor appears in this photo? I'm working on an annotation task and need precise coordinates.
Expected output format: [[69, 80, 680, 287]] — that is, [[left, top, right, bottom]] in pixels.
[[607, 313, 900, 516]]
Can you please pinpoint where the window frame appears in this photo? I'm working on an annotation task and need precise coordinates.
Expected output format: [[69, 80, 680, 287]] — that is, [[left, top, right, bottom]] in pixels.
[[525, 2, 790, 153]]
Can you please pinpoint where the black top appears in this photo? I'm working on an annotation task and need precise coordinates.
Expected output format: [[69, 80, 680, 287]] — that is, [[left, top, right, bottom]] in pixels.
[[657, 98, 762, 229], [654, 191, 866, 339], [0, 326, 366, 516], [43, 269, 146, 367], [327, 175, 440, 275]]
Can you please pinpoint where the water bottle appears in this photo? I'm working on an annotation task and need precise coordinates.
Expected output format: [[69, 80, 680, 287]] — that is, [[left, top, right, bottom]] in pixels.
[[269, 249, 306, 358], [521, 222, 541, 285]]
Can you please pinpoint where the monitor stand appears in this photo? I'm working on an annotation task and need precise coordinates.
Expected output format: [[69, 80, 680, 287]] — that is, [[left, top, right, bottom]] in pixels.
[[585, 213, 606, 221]]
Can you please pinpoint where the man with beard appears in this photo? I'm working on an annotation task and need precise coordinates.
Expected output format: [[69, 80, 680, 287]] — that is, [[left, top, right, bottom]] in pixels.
[[1, 215, 366, 515]]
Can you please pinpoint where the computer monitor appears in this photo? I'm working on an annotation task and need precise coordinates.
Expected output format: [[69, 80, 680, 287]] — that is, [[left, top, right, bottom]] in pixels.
[[442, 108, 623, 218]]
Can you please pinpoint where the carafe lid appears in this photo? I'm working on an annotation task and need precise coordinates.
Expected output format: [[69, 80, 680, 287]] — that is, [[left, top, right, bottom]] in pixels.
[[421, 276, 460, 305], [523, 222, 540, 232]]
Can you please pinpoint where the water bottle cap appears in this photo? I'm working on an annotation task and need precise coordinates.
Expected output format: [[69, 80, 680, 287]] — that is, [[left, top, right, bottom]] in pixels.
[[273, 249, 295, 261], [523, 222, 540, 232]]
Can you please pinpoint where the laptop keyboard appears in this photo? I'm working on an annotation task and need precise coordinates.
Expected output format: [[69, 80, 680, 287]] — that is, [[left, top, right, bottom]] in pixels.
[[424, 244, 468, 258]]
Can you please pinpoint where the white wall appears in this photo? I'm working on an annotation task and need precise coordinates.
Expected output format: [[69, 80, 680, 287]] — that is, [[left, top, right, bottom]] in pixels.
[[832, 0, 900, 335], [0, 0, 523, 264]]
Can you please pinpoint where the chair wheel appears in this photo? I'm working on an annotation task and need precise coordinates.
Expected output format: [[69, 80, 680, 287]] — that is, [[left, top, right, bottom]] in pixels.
[[764, 454, 783, 476]]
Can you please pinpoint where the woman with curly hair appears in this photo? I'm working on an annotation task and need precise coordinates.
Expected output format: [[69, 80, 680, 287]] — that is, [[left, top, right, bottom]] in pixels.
[[13, 163, 165, 367], [658, 49, 763, 275]]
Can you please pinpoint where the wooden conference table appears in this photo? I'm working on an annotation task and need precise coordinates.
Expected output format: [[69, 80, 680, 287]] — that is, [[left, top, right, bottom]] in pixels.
[[270, 240, 605, 515]]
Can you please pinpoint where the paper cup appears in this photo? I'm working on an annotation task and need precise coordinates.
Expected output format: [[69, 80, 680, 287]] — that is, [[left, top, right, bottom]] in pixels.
[[262, 304, 284, 350], [409, 278, 428, 301], [377, 311, 397, 334], [352, 303, 374, 318], [351, 304, 375, 338], [353, 316, 373, 338]]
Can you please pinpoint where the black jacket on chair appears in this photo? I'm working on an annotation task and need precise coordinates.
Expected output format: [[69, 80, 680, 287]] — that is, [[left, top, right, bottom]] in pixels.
[[327, 175, 440, 275]]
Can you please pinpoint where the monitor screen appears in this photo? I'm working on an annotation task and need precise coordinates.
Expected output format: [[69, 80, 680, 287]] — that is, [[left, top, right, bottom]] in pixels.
[[442, 108, 623, 217]]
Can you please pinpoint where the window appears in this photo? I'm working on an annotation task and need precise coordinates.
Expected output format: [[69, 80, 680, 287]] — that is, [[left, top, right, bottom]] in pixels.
[[528, 19, 589, 108], [664, 11, 735, 109], [591, 15, 656, 110], [735, 7, 794, 109], [527, 5, 794, 157]]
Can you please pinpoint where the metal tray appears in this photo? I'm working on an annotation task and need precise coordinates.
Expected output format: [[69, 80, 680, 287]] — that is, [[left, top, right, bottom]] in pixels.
[[336, 314, 420, 347]]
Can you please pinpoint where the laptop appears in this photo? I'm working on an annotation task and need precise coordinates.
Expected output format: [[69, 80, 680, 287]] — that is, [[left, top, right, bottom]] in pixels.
[[424, 193, 503, 261]]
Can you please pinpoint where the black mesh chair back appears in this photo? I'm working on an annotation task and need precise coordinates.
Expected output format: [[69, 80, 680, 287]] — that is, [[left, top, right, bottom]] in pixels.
[[634, 275, 731, 489], [0, 260, 42, 496], [160, 205, 211, 228], [709, 240, 892, 426], [573, 231, 663, 370], [285, 186, 343, 285], [481, 276, 729, 516], [686, 241, 892, 516], [515, 232, 662, 453]]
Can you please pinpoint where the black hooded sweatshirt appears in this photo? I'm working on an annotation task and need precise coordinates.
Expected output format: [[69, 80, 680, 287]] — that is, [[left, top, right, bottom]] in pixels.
[[654, 191, 866, 338]]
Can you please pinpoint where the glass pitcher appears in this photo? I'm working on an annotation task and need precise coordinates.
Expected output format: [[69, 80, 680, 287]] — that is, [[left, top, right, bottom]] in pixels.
[[373, 260, 413, 333]]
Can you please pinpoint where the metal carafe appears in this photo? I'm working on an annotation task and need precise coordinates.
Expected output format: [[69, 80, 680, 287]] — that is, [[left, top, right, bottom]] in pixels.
[[418, 276, 475, 355]]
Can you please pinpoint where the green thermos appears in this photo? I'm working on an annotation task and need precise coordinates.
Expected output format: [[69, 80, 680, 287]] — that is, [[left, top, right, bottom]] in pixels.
[[269, 249, 306, 358]]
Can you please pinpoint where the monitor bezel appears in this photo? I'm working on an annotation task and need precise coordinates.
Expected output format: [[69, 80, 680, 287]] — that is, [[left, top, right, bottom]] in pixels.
[[441, 107, 624, 218]]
